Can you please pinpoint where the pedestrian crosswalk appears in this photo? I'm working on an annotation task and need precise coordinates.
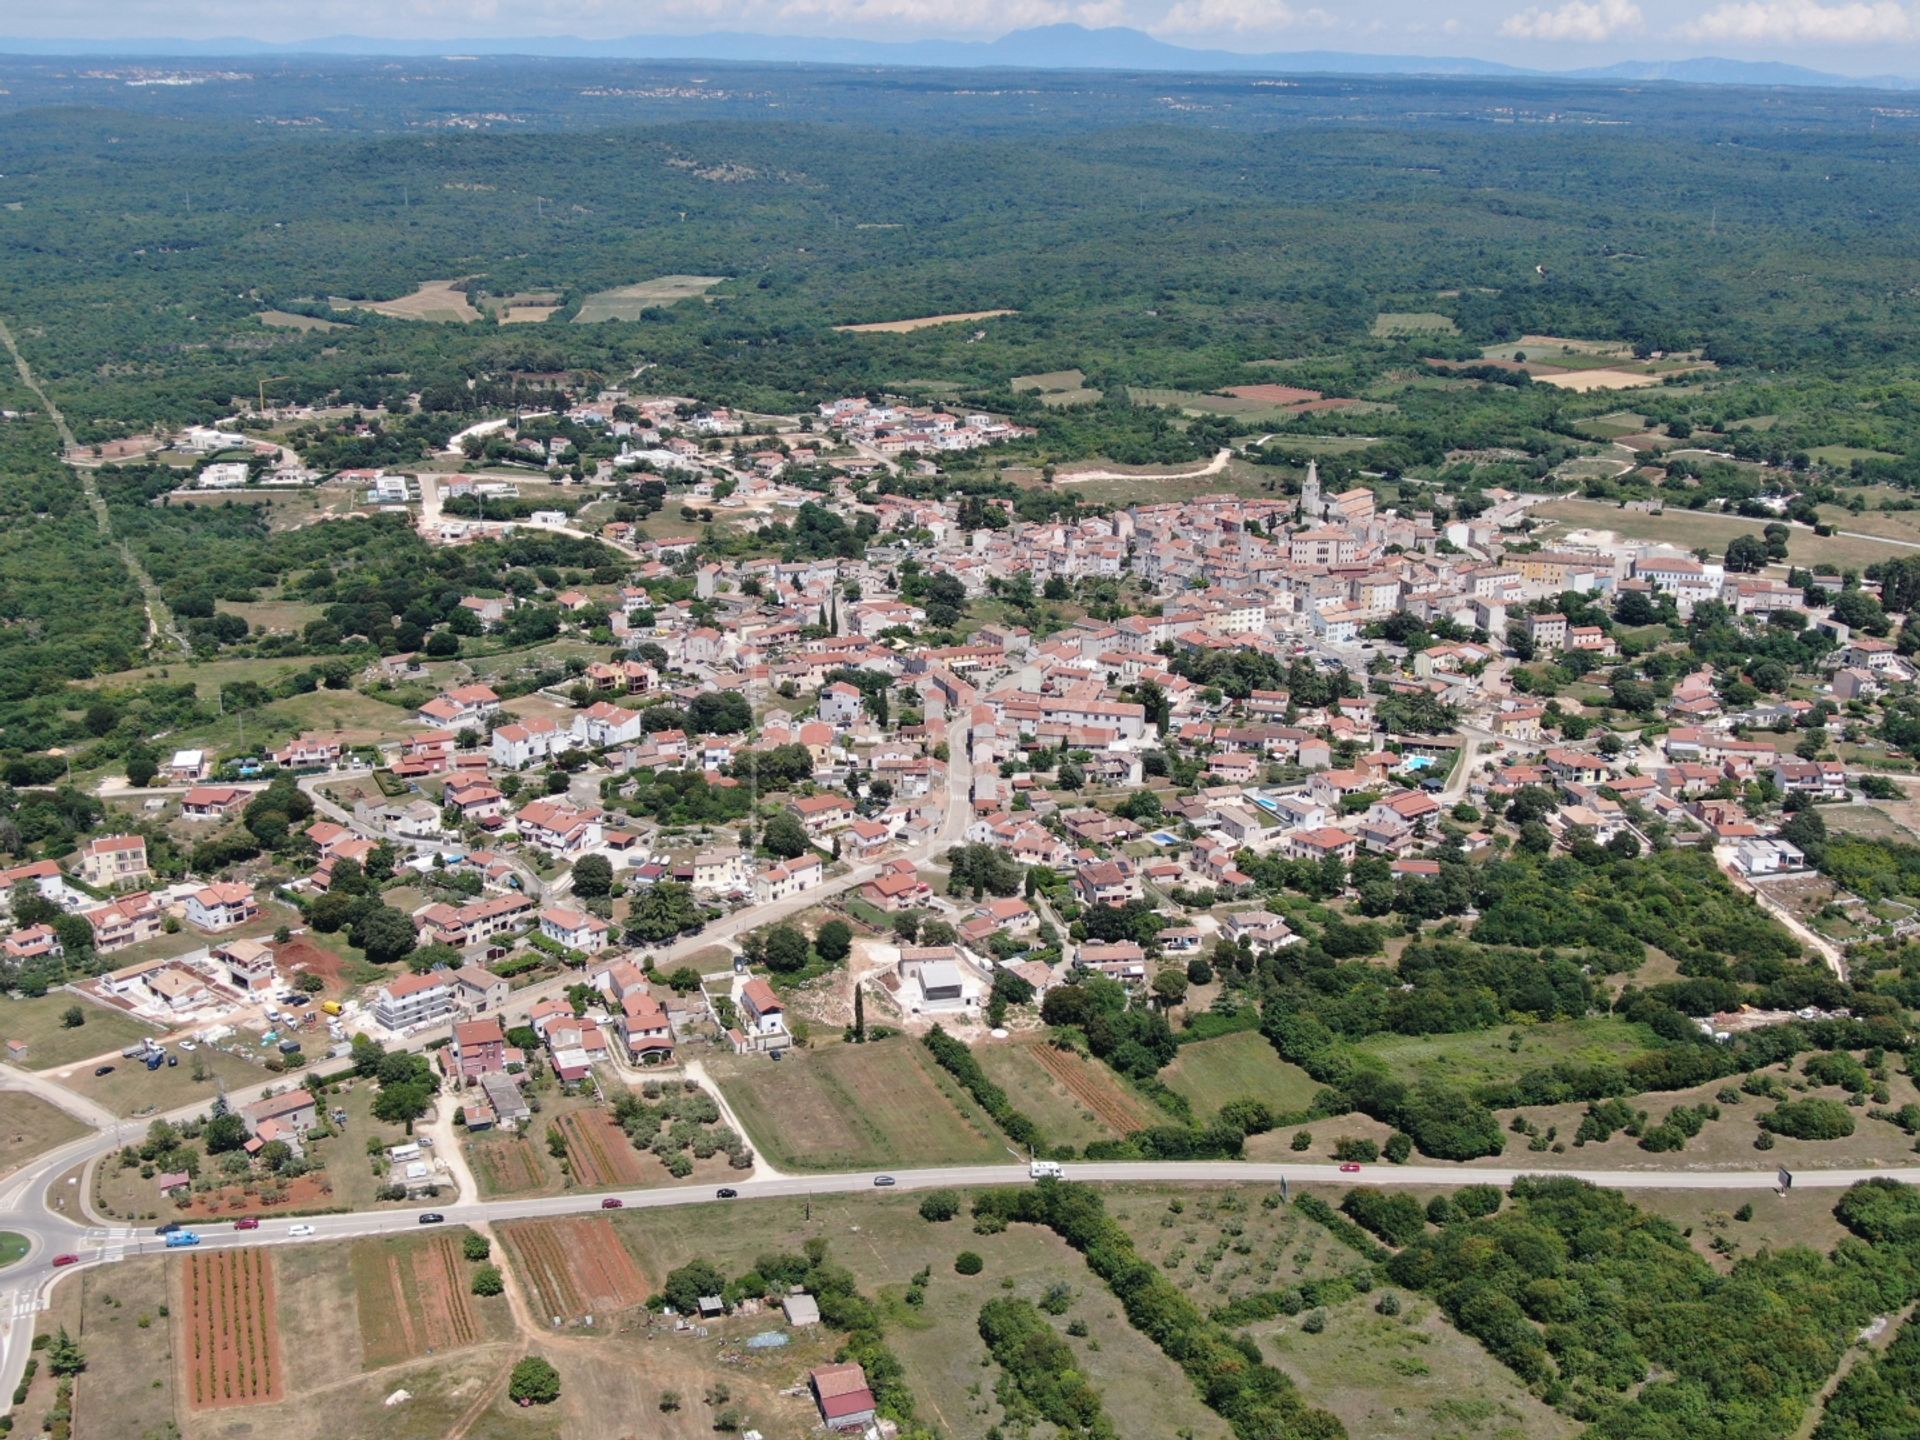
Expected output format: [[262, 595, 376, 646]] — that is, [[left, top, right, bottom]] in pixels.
[[10, 1291, 46, 1320]]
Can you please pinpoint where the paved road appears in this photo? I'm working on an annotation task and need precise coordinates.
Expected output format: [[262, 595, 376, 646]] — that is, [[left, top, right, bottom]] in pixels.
[[0, 1081, 1912, 1410]]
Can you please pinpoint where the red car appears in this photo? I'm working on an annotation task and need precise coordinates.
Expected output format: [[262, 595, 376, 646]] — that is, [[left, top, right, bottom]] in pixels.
[[1338, 1162, 1363, 1174], [600, 1198, 624, 1209], [50, 1254, 80, 1267], [234, 1217, 260, 1230]]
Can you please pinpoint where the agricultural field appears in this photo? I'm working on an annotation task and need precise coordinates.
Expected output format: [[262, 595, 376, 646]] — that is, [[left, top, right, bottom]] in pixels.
[[574, 275, 728, 321], [0, 992, 155, 1069], [1371, 311, 1459, 337], [975, 1038, 1156, 1148], [1253, 1288, 1576, 1440], [1011, 367, 1102, 406], [1164, 1030, 1323, 1120], [708, 1035, 1010, 1171], [833, 308, 1015, 333], [349, 1229, 511, 1369], [329, 278, 481, 322], [499, 1216, 651, 1324], [552, 1107, 647, 1187], [179, 1247, 284, 1409]]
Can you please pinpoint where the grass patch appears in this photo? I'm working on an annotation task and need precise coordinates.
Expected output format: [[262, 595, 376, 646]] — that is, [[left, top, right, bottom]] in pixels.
[[1808, 444, 1900, 465], [610, 1188, 1230, 1440], [1257, 1290, 1575, 1440], [59, 1040, 268, 1119], [1164, 1030, 1322, 1119], [975, 1041, 1154, 1149], [0, 1093, 89, 1177], [1349, 1017, 1657, 1092], [709, 1034, 1012, 1171], [0, 992, 156, 1068], [1535, 497, 1905, 571], [0, 1231, 28, 1267], [256, 309, 347, 332]]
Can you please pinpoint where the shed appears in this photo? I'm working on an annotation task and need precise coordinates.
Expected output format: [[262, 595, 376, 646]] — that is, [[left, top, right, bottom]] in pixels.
[[781, 1293, 821, 1327]]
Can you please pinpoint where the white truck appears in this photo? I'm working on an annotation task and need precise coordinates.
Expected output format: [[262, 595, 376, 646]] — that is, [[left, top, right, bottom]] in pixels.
[[1029, 1160, 1063, 1180]]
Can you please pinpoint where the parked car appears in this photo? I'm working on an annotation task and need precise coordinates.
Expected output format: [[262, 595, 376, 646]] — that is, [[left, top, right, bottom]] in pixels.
[[50, 1254, 79, 1267], [93, 1065, 114, 1077], [288, 1224, 316, 1237], [873, 1175, 897, 1187], [600, 1198, 624, 1209], [234, 1217, 260, 1231], [716, 1188, 738, 1199], [1338, 1162, 1363, 1174], [417, 1212, 445, 1225]]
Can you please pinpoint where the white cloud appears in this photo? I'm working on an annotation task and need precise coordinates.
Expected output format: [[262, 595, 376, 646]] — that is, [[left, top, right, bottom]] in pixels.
[[1679, 1, 1913, 43], [1152, 0, 1334, 36], [1499, 0, 1644, 40]]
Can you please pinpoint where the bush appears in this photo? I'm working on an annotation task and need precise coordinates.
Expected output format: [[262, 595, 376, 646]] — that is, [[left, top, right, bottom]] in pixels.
[[463, 1233, 492, 1261], [1333, 1137, 1380, 1163], [954, 1251, 984, 1276], [472, 1265, 504, 1297], [918, 1190, 961, 1223], [1761, 1097, 1856, 1140]]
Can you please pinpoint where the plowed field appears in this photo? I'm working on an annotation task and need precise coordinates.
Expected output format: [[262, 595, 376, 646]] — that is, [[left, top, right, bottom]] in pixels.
[[556, 1109, 644, 1187], [501, 1216, 651, 1322], [352, 1232, 487, 1368]]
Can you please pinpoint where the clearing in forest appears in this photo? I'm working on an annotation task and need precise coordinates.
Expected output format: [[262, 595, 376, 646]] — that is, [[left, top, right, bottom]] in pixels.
[[574, 275, 728, 321], [329, 279, 481, 323], [835, 309, 1016, 333]]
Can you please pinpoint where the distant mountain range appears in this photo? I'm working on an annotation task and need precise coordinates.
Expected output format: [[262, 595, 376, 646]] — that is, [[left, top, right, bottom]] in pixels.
[[0, 23, 1912, 91]]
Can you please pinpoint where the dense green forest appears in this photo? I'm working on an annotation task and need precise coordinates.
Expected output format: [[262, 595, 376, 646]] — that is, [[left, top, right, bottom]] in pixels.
[[6, 61, 1920, 440]]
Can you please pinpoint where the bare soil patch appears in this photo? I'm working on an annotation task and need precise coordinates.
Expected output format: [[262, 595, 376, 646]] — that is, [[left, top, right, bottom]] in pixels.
[[271, 934, 349, 996]]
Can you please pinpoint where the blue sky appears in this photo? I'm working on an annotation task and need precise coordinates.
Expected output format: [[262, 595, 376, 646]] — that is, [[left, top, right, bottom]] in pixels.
[[14, 0, 1920, 72]]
